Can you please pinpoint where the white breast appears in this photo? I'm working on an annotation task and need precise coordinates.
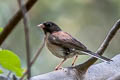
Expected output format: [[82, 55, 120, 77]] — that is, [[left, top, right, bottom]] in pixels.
[[46, 40, 65, 58], [45, 33, 76, 59], [47, 41, 77, 59]]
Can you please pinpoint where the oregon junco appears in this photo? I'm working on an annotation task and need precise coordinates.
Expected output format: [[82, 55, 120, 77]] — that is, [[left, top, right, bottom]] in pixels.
[[37, 21, 111, 70]]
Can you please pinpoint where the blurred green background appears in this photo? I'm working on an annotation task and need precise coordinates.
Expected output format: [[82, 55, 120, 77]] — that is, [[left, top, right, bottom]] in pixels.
[[0, 0, 120, 76]]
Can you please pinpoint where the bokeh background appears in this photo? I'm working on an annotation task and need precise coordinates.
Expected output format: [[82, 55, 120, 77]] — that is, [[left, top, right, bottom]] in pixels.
[[0, 0, 120, 76]]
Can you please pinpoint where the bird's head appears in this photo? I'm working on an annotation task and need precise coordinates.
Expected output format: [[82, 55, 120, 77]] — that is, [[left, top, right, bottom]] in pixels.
[[37, 21, 62, 34]]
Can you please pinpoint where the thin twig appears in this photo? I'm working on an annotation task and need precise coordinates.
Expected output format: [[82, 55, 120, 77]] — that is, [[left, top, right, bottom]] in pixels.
[[75, 19, 120, 70], [20, 36, 47, 80], [13, 75, 18, 80], [0, 0, 37, 46], [18, 0, 31, 79], [30, 36, 47, 66], [7, 71, 12, 78]]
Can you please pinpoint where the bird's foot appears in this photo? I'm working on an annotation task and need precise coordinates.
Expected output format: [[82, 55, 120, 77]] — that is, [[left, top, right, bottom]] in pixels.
[[55, 67, 63, 70], [71, 63, 75, 67], [55, 59, 67, 70]]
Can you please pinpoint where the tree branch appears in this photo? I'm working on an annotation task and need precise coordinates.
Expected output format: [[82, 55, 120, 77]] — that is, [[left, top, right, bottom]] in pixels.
[[75, 19, 120, 71], [0, 0, 37, 45], [30, 54, 120, 80], [18, 0, 31, 79]]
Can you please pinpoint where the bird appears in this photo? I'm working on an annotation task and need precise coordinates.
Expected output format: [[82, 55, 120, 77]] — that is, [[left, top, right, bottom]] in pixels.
[[37, 21, 111, 70]]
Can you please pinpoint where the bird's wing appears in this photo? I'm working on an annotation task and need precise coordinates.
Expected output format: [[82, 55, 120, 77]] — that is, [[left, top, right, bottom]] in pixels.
[[48, 31, 87, 50]]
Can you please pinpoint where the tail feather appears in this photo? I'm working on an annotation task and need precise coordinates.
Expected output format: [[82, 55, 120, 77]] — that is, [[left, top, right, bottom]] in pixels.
[[81, 50, 112, 62]]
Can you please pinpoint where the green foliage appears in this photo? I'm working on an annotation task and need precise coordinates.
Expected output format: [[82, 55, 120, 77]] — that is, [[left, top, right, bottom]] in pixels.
[[0, 49, 23, 77], [0, 27, 3, 32], [0, 70, 3, 74]]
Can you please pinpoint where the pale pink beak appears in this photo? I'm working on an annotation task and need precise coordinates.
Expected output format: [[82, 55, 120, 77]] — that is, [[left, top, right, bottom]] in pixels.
[[37, 24, 45, 28]]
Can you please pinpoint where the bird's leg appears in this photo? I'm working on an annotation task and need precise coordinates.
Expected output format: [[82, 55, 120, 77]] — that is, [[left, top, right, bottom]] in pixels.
[[55, 58, 67, 70], [72, 55, 78, 66]]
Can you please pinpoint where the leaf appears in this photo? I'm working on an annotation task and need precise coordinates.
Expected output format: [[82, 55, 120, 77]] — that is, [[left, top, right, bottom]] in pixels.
[[0, 27, 3, 32], [0, 69, 3, 74], [0, 50, 23, 77]]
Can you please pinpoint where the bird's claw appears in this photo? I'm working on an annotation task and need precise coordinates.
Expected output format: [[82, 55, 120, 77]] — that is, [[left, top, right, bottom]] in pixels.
[[55, 67, 63, 70]]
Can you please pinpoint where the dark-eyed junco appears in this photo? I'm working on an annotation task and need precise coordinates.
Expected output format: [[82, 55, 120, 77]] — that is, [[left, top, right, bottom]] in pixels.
[[37, 21, 111, 70]]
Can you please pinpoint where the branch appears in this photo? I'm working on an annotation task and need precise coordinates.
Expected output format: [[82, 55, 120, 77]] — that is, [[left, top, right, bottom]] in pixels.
[[107, 72, 120, 80], [18, 0, 31, 79], [0, 75, 9, 80], [0, 0, 37, 45], [75, 19, 120, 71], [30, 54, 120, 80]]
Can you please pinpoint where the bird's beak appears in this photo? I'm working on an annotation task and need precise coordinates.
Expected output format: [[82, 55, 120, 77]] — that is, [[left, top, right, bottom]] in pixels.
[[37, 24, 45, 28]]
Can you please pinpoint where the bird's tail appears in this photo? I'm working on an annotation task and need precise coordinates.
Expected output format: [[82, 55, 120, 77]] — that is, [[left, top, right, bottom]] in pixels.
[[81, 50, 112, 62]]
